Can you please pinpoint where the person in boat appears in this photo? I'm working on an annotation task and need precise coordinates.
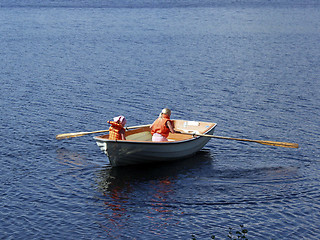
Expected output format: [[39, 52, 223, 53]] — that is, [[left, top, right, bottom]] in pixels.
[[108, 115, 127, 140], [150, 108, 175, 142]]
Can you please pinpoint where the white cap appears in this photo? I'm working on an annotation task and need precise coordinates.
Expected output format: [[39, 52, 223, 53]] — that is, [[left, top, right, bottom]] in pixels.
[[161, 108, 171, 116], [113, 115, 126, 126]]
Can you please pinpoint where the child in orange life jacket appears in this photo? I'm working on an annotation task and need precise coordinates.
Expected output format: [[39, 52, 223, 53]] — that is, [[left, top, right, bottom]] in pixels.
[[150, 108, 175, 142], [108, 116, 127, 140]]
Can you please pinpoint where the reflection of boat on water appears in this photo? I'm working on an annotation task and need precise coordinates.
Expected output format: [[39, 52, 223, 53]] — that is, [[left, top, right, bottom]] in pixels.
[[94, 120, 216, 167], [95, 151, 213, 236]]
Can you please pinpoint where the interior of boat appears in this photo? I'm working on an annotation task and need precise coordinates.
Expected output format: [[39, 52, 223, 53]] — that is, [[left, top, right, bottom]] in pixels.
[[96, 120, 216, 142]]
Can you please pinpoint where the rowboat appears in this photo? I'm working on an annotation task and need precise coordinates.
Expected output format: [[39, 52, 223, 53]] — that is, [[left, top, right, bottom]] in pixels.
[[93, 120, 217, 167]]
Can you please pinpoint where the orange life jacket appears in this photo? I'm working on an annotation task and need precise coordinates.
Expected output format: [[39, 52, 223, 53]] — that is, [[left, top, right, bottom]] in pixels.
[[108, 121, 125, 140], [151, 114, 173, 138]]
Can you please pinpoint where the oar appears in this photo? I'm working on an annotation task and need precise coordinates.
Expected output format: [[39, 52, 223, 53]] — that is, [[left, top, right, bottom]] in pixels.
[[56, 124, 151, 140], [176, 132, 299, 148]]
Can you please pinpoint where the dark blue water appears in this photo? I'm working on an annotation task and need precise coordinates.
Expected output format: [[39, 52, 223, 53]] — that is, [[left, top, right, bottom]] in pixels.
[[1, 1, 319, 239]]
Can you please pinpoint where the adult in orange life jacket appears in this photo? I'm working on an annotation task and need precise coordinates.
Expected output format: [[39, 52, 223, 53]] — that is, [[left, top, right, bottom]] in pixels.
[[150, 108, 175, 142], [108, 116, 127, 140]]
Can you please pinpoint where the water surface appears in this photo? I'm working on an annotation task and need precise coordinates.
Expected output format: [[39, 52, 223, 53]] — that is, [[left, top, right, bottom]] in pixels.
[[0, 1, 319, 239]]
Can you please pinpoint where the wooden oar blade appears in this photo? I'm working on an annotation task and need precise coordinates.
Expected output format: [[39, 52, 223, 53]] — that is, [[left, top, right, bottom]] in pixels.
[[213, 135, 299, 148], [55, 132, 90, 140], [258, 140, 299, 148], [212, 135, 299, 149]]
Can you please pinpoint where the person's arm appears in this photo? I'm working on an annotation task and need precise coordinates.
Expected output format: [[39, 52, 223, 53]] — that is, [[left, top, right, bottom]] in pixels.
[[150, 119, 157, 130], [120, 129, 126, 140], [167, 121, 175, 133]]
